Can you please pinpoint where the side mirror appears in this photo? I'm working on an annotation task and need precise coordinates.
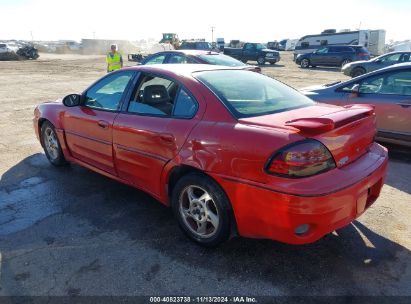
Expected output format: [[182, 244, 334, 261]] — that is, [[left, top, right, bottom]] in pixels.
[[63, 94, 81, 107], [351, 84, 360, 96]]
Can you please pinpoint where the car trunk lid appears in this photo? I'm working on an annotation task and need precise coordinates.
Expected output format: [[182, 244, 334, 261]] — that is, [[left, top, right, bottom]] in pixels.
[[239, 104, 377, 168]]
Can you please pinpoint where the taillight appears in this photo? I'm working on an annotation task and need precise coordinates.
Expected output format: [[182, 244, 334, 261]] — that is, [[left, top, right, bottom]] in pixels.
[[265, 140, 336, 178], [358, 52, 369, 57]]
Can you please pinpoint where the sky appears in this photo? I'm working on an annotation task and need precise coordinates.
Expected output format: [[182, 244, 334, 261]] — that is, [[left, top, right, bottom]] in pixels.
[[0, 0, 409, 43]]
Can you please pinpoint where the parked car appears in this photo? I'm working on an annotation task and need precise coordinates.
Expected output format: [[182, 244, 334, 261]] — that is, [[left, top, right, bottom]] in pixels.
[[140, 50, 261, 73], [0, 42, 39, 60], [216, 38, 225, 51], [267, 41, 279, 51], [224, 42, 280, 65], [342, 51, 411, 77], [179, 41, 213, 51], [295, 45, 370, 68], [0, 42, 19, 53], [33, 64, 388, 246], [301, 63, 411, 147]]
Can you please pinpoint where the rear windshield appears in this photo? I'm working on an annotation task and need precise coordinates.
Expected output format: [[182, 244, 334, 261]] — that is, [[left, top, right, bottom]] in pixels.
[[198, 54, 246, 67], [194, 70, 314, 118]]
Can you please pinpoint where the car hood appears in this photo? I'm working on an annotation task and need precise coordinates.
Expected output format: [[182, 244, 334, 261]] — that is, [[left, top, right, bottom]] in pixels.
[[262, 49, 279, 54], [345, 60, 371, 69], [300, 84, 327, 92]]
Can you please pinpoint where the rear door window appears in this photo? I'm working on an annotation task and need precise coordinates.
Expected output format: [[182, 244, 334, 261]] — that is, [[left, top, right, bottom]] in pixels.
[[400, 53, 411, 62], [173, 89, 198, 118]]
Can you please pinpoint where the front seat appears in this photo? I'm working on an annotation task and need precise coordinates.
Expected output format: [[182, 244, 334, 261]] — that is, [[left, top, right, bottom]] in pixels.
[[142, 85, 173, 115]]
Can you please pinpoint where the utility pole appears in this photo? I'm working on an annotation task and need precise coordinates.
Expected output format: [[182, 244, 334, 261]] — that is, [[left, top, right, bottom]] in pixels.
[[211, 26, 215, 43], [30, 31, 34, 41]]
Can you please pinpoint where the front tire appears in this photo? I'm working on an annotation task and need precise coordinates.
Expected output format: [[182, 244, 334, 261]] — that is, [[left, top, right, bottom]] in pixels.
[[300, 58, 310, 68], [41, 121, 67, 166], [171, 173, 232, 247], [257, 57, 266, 65], [351, 67, 366, 78]]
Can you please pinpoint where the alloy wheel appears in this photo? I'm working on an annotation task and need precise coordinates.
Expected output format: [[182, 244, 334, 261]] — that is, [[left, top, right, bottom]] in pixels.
[[44, 126, 59, 161], [179, 185, 219, 238]]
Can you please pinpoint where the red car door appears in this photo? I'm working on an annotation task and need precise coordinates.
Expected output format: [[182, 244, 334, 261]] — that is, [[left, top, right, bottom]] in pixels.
[[113, 73, 203, 197], [63, 71, 135, 174]]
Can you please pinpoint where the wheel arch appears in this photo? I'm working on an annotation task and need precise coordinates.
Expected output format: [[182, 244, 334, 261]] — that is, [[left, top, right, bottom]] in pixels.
[[165, 164, 239, 238], [37, 118, 50, 147], [166, 164, 206, 199]]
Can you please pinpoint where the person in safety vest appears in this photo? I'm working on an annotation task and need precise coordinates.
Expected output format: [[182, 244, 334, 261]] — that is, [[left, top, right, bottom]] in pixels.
[[106, 44, 123, 72]]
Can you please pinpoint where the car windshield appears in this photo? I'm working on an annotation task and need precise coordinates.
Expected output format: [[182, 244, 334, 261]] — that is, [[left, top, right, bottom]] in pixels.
[[194, 70, 314, 118], [198, 54, 246, 67]]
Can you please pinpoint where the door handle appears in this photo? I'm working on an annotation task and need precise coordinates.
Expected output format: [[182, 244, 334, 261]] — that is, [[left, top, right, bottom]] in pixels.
[[159, 134, 174, 144], [396, 103, 411, 108], [97, 120, 109, 129]]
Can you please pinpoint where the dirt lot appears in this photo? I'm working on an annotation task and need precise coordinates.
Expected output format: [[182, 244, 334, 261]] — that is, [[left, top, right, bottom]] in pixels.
[[0, 52, 410, 297]]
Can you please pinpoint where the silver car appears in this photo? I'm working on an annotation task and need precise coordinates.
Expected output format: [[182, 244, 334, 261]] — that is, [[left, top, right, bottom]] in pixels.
[[342, 51, 411, 78], [302, 63, 411, 147]]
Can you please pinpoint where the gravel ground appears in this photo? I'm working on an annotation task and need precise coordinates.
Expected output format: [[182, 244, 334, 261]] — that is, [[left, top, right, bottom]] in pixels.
[[0, 52, 410, 297]]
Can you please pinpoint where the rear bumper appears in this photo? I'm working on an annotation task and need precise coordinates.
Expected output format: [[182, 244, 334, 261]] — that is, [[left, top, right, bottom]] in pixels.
[[211, 143, 388, 244]]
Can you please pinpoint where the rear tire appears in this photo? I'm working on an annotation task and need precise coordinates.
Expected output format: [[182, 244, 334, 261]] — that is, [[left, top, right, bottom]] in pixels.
[[40, 121, 67, 166], [171, 173, 232, 247], [351, 67, 366, 78]]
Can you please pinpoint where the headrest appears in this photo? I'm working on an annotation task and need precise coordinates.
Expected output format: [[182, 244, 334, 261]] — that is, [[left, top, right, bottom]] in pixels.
[[143, 85, 170, 104]]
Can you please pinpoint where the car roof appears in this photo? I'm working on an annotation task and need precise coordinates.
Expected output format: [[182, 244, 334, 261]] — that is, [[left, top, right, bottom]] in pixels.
[[333, 62, 411, 88], [123, 64, 245, 77], [326, 45, 365, 48], [169, 50, 220, 55], [147, 50, 220, 57], [381, 51, 411, 55]]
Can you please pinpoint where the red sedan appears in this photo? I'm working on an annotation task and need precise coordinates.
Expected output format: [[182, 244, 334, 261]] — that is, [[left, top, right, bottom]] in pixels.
[[33, 64, 388, 246]]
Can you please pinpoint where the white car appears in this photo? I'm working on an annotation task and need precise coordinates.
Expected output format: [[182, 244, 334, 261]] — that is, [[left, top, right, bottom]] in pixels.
[[0, 42, 19, 54]]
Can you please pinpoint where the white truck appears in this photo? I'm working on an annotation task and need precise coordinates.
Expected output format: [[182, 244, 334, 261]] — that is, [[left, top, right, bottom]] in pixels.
[[294, 29, 386, 59]]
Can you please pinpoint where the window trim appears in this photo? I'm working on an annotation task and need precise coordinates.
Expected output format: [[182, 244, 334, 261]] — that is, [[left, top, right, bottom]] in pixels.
[[81, 70, 138, 113], [336, 68, 411, 96], [121, 72, 199, 120]]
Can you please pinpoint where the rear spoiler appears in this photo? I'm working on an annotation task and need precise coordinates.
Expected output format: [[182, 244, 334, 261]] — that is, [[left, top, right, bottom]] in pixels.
[[285, 104, 375, 134]]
